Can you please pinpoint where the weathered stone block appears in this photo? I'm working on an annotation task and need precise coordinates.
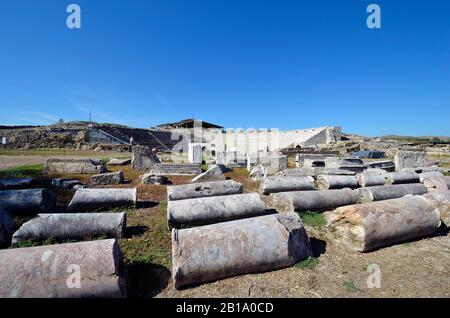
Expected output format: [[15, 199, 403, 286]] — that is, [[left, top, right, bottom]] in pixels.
[[246, 152, 288, 175], [249, 164, 267, 181], [90, 171, 124, 186], [394, 150, 427, 171], [131, 145, 161, 171], [107, 158, 131, 166], [364, 160, 395, 171], [191, 165, 225, 183], [324, 157, 364, 173], [140, 173, 169, 185], [44, 158, 106, 174], [215, 151, 246, 167], [150, 163, 202, 176]]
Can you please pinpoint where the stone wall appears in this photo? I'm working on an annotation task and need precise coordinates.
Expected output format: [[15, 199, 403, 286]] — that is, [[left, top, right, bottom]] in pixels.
[[209, 126, 341, 155]]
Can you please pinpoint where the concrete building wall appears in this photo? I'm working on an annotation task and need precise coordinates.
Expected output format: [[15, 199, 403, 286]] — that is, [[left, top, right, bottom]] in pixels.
[[205, 126, 341, 155]]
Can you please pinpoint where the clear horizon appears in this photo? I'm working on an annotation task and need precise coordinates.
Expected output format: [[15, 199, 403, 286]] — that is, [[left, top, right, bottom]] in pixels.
[[1, 0, 449, 137]]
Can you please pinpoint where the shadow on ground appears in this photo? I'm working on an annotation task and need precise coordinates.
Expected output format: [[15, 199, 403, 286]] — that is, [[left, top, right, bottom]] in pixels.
[[310, 237, 327, 257], [125, 225, 149, 237], [136, 200, 159, 209], [125, 261, 171, 298]]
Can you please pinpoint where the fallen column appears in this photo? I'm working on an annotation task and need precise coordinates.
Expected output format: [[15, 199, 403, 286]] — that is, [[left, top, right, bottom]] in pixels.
[[356, 184, 428, 203], [315, 175, 358, 190], [357, 173, 387, 187], [0, 208, 14, 245], [386, 171, 420, 185], [0, 239, 126, 297], [423, 191, 450, 228], [0, 189, 56, 215], [68, 188, 137, 212], [167, 180, 243, 201], [12, 212, 127, 245], [172, 212, 312, 289], [326, 196, 441, 252], [272, 189, 358, 213], [0, 178, 34, 190], [419, 171, 444, 183], [259, 176, 315, 195], [275, 167, 355, 177], [445, 176, 450, 188], [167, 193, 267, 229], [422, 176, 448, 191]]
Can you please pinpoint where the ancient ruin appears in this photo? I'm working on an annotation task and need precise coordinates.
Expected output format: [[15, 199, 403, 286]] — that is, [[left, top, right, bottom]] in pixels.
[[1, 118, 449, 298], [0, 239, 126, 297], [171, 213, 312, 289]]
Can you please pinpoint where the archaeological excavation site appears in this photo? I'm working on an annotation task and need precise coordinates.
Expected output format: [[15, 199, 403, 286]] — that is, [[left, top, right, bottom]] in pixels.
[[0, 119, 449, 298], [1, 1, 449, 307]]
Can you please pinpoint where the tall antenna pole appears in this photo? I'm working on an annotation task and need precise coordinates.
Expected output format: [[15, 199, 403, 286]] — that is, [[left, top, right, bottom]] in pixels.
[[89, 109, 92, 123]]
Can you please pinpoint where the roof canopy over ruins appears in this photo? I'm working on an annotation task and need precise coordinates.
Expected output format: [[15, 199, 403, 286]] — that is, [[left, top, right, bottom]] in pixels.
[[157, 118, 223, 130]]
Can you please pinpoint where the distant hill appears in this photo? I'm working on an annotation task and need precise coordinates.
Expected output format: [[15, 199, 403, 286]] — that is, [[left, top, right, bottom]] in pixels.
[[376, 135, 450, 143]]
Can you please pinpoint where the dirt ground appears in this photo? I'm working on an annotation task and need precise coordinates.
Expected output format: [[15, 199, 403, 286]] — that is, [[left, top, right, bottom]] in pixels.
[[1, 150, 449, 298], [157, 227, 450, 298]]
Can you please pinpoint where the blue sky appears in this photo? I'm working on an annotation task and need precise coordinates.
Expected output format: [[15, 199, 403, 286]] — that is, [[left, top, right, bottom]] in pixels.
[[0, 0, 449, 136]]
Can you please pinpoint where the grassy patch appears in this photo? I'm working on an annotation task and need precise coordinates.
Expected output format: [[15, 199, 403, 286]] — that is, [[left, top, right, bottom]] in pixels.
[[0, 163, 44, 179], [299, 211, 326, 230], [119, 206, 172, 297], [294, 257, 319, 270], [11, 237, 58, 248], [343, 281, 361, 293], [159, 200, 168, 213], [99, 157, 110, 165]]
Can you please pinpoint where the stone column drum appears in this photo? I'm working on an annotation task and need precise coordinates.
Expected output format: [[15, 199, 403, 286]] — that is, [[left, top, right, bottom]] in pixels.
[[172, 213, 312, 289], [0, 239, 126, 297], [167, 193, 267, 229], [272, 189, 358, 213], [12, 212, 127, 245], [68, 188, 137, 211], [259, 176, 315, 195], [0, 189, 56, 215], [167, 180, 243, 201], [327, 196, 441, 252]]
